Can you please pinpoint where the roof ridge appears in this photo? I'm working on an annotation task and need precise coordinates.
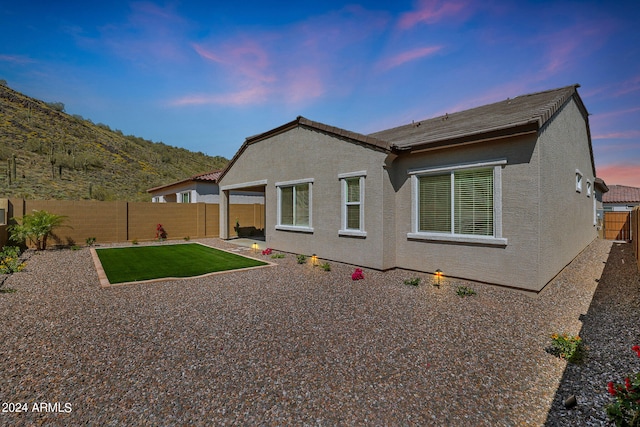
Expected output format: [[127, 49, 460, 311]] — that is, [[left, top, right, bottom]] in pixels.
[[370, 84, 580, 137]]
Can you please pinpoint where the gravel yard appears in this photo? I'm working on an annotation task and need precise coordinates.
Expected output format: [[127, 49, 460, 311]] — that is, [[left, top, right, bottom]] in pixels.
[[0, 238, 638, 426]]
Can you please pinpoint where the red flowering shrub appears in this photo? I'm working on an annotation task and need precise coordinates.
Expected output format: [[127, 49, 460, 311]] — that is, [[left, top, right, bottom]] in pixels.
[[262, 248, 273, 255], [606, 345, 640, 426], [352, 268, 364, 281], [156, 224, 167, 240]]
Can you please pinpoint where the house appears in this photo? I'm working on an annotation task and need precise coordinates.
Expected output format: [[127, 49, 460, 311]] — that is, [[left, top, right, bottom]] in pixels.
[[217, 85, 599, 292], [601, 184, 640, 241], [602, 185, 640, 212], [148, 169, 264, 204]]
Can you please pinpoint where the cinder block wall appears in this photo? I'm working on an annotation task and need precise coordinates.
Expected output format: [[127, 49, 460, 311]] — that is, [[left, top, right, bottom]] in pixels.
[[228, 204, 265, 237], [0, 199, 260, 248]]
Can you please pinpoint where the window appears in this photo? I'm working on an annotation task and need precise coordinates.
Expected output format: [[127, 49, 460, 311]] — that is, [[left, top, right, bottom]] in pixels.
[[408, 160, 507, 246], [338, 171, 366, 237], [276, 178, 313, 232], [576, 170, 583, 192], [586, 180, 592, 197], [0, 208, 5, 225], [181, 192, 191, 203]]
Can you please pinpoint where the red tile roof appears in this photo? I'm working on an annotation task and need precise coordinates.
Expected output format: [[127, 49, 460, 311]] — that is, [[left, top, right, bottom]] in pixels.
[[147, 169, 223, 193], [603, 185, 640, 203]]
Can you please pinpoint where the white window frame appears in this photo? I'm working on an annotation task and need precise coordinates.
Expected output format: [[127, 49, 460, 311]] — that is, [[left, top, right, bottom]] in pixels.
[[586, 180, 592, 198], [592, 186, 597, 226], [407, 159, 507, 246], [338, 171, 366, 237], [275, 178, 314, 233], [576, 170, 583, 193], [180, 191, 191, 203]]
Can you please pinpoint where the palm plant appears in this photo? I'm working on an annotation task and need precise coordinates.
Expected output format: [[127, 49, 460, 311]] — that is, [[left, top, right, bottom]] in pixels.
[[9, 210, 69, 250]]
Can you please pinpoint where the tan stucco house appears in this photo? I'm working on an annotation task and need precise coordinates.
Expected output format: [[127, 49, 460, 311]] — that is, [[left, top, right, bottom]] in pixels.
[[148, 169, 264, 204], [218, 85, 600, 292]]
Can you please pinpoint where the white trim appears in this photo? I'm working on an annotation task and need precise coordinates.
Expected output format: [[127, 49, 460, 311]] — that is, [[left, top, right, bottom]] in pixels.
[[586, 180, 592, 198], [220, 179, 268, 191], [276, 179, 313, 231], [275, 177, 314, 187], [409, 161, 505, 244], [275, 225, 314, 233], [339, 173, 366, 237], [338, 170, 367, 179], [494, 166, 503, 238], [408, 159, 507, 176], [575, 170, 583, 193], [407, 232, 508, 246], [338, 229, 367, 237]]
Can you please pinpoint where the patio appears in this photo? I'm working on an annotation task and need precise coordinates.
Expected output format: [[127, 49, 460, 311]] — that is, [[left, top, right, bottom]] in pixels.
[[0, 238, 638, 425]]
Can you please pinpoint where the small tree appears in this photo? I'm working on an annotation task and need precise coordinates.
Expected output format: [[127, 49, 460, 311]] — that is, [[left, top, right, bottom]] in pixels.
[[9, 210, 69, 250]]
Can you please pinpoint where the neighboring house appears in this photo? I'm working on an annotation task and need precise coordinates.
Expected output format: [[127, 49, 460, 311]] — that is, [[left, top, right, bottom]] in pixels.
[[217, 85, 599, 292], [602, 185, 640, 211], [148, 170, 264, 204], [594, 177, 609, 233]]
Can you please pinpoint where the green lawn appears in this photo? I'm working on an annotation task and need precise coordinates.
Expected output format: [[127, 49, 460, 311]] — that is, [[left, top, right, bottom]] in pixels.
[[95, 243, 268, 284]]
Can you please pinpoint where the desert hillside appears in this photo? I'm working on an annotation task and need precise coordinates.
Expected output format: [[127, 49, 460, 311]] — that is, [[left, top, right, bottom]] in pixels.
[[0, 83, 227, 201]]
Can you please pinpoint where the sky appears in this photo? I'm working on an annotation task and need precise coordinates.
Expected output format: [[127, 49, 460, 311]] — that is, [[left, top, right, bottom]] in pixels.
[[1, 0, 640, 188]]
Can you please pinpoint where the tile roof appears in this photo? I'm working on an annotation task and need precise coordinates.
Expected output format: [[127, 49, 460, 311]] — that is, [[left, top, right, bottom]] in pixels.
[[219, 85, 594, 183], [244, 116, 392, 152], [602, 185, 640, 203], [369, 85, 584, 151], [147, 169, 222, 193]]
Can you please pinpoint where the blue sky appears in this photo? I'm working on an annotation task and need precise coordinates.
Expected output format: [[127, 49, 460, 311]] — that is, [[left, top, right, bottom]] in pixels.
[[2, 0, 639, 187]]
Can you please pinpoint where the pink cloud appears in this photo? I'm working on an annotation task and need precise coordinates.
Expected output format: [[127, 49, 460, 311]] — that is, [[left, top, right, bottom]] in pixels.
[[377, 46, 442, 71], [398, 0, 468, 29], [283, 66, 325, 104], [171, 86, 270, 106], [536, 19, 613, 78], [193, 41, 275, 84], [0, 54, 34, 64], [593, 130, 640, 139], [613, 75, 640, 97], [596, 163, 640, 188]]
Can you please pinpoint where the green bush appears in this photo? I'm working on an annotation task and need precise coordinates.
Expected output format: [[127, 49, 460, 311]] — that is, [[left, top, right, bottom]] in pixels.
[[456, 286, 476, 297], [9, 210, 69, 250], [320, 262, 331, 271], [0, 246, 25, 274], [296, 254, 307, 264], [549, 333, 584, 363], [404, 277, 421, 286]]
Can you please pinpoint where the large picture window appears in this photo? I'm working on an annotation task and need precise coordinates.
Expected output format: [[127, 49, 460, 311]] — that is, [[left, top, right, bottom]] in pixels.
[[408, 160, 507, 245], [338, 171, 366, 237], [276, 178, 313, 232]]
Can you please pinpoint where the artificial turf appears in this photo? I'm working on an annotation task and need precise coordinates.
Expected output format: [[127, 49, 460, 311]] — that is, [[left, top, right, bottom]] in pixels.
[[95, 243, 268, 284]]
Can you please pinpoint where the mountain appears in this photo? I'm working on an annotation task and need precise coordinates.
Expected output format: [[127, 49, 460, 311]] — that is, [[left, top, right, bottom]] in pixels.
[[0, 83, 228, 201]]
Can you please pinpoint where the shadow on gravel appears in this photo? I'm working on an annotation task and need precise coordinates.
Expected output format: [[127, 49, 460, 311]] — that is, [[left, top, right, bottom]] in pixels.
[[544, 242, 640, 426]]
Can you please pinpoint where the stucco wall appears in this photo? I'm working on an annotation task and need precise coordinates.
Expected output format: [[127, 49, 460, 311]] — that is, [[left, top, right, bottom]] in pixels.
[[392, 134, 543, 290], [219, 126, 393, 269], [150, 182, 264, 204], [538, 97, 598, 286]]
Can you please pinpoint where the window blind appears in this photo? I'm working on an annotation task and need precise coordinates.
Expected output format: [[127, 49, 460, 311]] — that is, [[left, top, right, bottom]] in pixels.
[[418, 174, 451, 232], [294, 184, 309, 226], [346, 178, 360, 229], [281, 186, 294, 225], [454, 168, 493, 236]]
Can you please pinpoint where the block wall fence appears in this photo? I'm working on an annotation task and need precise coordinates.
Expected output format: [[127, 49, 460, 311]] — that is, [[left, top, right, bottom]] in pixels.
[[0, 198, 264, 248], [633, 206, 640, 271]]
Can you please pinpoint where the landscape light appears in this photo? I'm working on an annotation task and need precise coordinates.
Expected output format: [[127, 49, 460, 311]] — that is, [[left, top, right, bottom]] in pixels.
[[434, 269, 443, 287]]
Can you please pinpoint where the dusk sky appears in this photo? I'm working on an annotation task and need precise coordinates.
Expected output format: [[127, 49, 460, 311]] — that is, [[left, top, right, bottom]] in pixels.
[[2, 1, 639, 187]]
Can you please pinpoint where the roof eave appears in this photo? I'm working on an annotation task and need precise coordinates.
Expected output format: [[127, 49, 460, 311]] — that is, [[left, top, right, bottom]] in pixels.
[[398, 120, 540, 153]]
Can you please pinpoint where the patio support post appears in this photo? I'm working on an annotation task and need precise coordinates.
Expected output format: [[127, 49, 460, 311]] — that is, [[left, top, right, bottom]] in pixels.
[[220, 189, 229, 239]]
